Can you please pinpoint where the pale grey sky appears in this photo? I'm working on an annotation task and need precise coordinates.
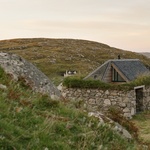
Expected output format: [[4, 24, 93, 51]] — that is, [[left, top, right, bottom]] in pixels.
[[0, 0, 150, 52]]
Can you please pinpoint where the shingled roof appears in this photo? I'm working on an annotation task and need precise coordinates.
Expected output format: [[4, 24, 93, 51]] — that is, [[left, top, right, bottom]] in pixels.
[[84, 59, 149, 83]]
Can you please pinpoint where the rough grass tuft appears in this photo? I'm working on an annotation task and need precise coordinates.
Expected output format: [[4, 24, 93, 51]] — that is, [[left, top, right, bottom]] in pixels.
[[0, 66, 141, 149], [107, 107, 139, 139]]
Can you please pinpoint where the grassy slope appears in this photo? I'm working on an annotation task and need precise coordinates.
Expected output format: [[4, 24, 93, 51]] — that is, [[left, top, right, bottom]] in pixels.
[[0, 38, 150, 85], [0, 38, 150, 149], [132, 112, 150, 145], [0, 67, 139, 150]]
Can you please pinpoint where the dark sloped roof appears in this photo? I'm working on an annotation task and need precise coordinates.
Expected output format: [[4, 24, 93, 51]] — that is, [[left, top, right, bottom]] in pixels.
[[112, 59, 149, 81], [84, 59, 149, 82], [84, 60, 110, 80]]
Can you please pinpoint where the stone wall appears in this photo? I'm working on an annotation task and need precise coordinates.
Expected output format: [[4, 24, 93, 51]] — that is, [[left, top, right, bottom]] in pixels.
[[62, 86, 150, 118], [0, 53, 61, 98]]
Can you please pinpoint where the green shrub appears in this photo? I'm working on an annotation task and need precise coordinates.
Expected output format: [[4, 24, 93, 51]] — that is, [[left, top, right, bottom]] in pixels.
[[63, 76, 111, 89], [63, 75, 150, 90], [129, 75, 150, 87]]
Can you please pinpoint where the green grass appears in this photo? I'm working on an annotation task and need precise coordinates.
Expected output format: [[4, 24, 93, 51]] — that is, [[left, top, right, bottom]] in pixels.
[[0, 67, 140, 149], [63, 75, 150, 90], [132, 111, 150, 146]]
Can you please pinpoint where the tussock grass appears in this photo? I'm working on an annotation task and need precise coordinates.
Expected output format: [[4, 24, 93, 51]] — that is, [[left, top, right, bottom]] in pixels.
[[0, 67, 139, 149], [132, 111, 150, 147], [107, 107, 139, 139]]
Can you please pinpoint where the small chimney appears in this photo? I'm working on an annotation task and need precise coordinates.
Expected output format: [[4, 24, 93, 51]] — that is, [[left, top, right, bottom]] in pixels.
[[118, 55, 120, 59]]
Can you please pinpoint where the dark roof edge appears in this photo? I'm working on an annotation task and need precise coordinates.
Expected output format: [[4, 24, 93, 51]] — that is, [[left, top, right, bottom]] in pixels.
[[84, 59, 141, 80], [84, 60, 110, 79]]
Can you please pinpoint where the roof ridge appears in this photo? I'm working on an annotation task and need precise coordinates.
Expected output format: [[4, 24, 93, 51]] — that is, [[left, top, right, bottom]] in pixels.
[[110, 59, 139, 61]]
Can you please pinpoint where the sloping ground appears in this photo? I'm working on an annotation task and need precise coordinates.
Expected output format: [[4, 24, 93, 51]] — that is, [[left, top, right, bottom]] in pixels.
[[0, 67, 140, 149], [132, 112, 150, 145], [0, 38, 150, 84], [141, 52, 150, 58]]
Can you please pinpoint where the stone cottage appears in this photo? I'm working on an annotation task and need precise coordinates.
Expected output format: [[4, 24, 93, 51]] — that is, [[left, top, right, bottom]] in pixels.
[[62, 59, 150, 118]]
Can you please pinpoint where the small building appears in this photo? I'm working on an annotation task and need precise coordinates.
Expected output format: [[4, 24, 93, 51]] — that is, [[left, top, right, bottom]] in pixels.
[[84, 59, 149, 83], [64, 70, 77, 77]]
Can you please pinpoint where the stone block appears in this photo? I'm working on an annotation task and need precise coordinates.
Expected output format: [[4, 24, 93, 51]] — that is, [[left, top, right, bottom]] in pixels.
[[123, 107, 130, 113], [88, 98, 96, 104], [124, 113, 131, 118], [111, 91, 118, 96], [119, 103, 126, 108], [104, 99, 111, 106], [122, 128, 132, 139], [131, 107, 135, 115], [105, 90, 109, 95], [112, 102, 117, 105]]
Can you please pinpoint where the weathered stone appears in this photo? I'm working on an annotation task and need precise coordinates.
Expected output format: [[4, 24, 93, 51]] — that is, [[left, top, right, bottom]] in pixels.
[[105, 90, 109, 95], [96, 92, 101, 97], [62, 92, 66, 97], [108, 96, 114, 99], [99, 90, 104, 93], [126, 103, 131, 108], [0, 53, 61, 98], [83, 94, 89, 97], [131, 107, 135, 115], [50, 95, 59, 100], [111, 91, 118, 96], [0, 84, 7, 90], [119, 103, 126, 108], [61, 85, 150, 118], [112, 102, 117, 105], [131, 101, 136, 105], [124, 113, 131, 118], [123, 107, 130, 113], [77, 89, 81, 92], [122, 128, 132, 139], [88, 98, 96, 104], [104, 99, 111, 106], [87, 90, 91, 93], [117, 97, 123, 102], [123, 97, 129, 103]]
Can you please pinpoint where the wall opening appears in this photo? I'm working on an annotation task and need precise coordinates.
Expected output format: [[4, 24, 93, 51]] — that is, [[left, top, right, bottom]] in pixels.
[[135, 86, 144, 113]]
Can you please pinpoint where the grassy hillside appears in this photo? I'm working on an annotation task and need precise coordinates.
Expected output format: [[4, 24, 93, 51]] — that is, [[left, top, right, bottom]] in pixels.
[[141, 52, 150, 58], [0, 67, 141, 149], [0, 38, 150, 85], [0, 38, 150, 149]]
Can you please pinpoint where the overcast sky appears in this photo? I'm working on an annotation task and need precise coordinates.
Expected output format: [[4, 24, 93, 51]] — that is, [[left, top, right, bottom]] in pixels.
[[0, 0, 150, 52]]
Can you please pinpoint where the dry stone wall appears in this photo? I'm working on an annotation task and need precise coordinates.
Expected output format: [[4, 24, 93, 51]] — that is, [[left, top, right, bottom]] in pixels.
[[0, 53, 61, 98], [62, 86, 150, 118]]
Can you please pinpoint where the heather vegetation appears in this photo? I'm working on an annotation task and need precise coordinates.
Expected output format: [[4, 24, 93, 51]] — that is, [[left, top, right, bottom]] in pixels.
[[0, 38, 150, 85], [0, 38, 150, 149]]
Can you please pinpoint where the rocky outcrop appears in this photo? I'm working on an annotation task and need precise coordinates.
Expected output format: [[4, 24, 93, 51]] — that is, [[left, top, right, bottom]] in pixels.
[[88, 112, 132, 139], [0, 53, 61, 99]]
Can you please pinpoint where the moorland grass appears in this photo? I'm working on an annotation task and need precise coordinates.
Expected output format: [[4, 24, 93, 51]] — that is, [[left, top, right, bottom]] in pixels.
[[0, 67, 139, 149], [1, 38, 150, 85]]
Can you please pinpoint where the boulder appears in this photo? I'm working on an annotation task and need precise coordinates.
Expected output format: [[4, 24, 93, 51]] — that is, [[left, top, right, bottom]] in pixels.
[[0, 53, 61, 99]]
